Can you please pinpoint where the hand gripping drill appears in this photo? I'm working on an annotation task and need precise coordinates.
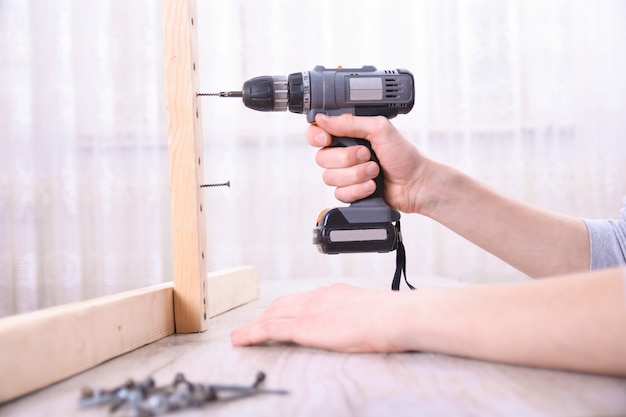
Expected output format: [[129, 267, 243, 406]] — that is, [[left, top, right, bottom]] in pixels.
[[201, 65, 415, 255]]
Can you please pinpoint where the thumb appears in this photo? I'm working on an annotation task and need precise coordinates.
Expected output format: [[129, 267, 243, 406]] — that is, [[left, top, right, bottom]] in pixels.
[[314, 113, 388, 145]]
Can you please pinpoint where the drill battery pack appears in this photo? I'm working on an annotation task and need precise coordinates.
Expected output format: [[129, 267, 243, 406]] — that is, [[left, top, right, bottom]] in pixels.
[[313, 204, 401, 254]]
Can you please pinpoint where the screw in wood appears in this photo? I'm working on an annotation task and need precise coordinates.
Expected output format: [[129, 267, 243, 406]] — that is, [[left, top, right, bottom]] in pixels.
[[200, 181, 230, 188]]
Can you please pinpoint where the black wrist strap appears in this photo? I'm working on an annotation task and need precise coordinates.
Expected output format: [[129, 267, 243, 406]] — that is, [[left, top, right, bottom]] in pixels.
[[391, 220, 415, 291]]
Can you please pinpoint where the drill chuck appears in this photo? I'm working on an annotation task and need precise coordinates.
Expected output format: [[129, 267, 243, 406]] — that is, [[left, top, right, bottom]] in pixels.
[[242, 75, 288, 112]]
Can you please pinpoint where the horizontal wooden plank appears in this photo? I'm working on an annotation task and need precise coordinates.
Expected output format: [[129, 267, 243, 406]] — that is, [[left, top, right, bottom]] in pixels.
[[207, 266, 259, 318], [0, 267, 259, 403], [0, 282, 175, 403]]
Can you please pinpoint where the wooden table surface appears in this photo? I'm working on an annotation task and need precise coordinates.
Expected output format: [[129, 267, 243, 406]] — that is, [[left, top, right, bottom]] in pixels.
[[3, 276, 626, 417]]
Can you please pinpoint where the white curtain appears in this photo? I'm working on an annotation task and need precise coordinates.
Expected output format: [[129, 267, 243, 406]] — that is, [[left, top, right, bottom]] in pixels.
[[2, 0, 625, 317], [0, 1, 170, 317]]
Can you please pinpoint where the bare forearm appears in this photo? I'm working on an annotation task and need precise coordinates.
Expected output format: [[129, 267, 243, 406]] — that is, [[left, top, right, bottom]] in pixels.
[[231, 268, 626, 374], [403, 267, 626, 375], [420, 162, 590, 277]]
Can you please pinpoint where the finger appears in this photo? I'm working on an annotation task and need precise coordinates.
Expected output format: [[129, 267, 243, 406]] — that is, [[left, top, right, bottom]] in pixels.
[[334, 181, 377, 203], [322, 162, 379, 188], [315, 113, 390, 144], [306, 124, 332, 148], [243, 293, 306, 327], [230, 318, 294, 346], [229, 292, 306, 334], [315, 146, 371, 169]]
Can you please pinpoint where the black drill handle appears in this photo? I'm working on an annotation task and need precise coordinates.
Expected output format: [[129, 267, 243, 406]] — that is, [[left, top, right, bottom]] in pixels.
[[330, 136, 386, 206]]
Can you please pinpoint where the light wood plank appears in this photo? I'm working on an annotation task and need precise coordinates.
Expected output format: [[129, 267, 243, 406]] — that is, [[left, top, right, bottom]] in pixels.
[[0, 282, 175, 403], [162, 0, 208, 333], [207, 266, 260, 318]]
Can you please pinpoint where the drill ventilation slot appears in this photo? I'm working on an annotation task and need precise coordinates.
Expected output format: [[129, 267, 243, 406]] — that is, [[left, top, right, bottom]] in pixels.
[[384, 78, 402, 99]]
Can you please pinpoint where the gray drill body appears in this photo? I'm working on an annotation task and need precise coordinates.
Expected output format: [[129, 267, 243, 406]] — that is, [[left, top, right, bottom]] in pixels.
[[241, 65, 415, 122], [227, 65, 416, 254]]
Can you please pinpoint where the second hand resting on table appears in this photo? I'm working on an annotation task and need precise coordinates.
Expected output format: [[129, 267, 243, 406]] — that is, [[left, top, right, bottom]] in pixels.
[[230, 114, 626, 376]]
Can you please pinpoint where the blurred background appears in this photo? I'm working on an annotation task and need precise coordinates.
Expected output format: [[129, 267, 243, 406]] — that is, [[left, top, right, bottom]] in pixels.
[[1, 0, 625, 317]]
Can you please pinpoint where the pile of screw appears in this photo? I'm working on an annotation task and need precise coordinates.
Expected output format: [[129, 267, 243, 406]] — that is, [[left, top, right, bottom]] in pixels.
[[79, 371, 287, 416]]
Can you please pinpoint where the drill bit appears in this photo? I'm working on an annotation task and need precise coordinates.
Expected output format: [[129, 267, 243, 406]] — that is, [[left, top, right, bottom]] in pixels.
[[198, 91, 243, 98]]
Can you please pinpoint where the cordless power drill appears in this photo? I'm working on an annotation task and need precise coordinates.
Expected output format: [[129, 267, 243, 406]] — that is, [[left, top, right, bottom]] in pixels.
[[202, 65, 415, 255]]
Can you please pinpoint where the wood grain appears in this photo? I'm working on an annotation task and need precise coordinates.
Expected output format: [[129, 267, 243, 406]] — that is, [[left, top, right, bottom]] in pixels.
[[207, 266, 259, 318], [162, 0, 208, 333], [0, 282, 174, 403]]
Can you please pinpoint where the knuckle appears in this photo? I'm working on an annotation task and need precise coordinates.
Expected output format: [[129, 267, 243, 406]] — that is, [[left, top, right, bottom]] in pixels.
[[339, 148, 355, 166], [353, 166, 367, 183], [371, 115, 389, 130], [265, 296, 288, 314], [362, 161, 379, 178], [259, 320, 275, 335], [314, 149, 327, 167], [334, 188, 351, 203], [367, 116, 392, 139], [322, 169, 334, 186]]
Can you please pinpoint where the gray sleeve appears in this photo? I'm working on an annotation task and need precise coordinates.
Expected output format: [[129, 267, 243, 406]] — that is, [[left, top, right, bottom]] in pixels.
[[583, 197, 626, 270]]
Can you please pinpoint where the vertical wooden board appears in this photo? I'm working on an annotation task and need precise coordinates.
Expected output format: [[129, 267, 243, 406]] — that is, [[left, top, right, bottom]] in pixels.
[[162, 0, 208, 332]]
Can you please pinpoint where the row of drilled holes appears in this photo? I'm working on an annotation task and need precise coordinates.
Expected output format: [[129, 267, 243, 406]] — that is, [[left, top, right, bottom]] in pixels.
[[191, 14, 208, 320]]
